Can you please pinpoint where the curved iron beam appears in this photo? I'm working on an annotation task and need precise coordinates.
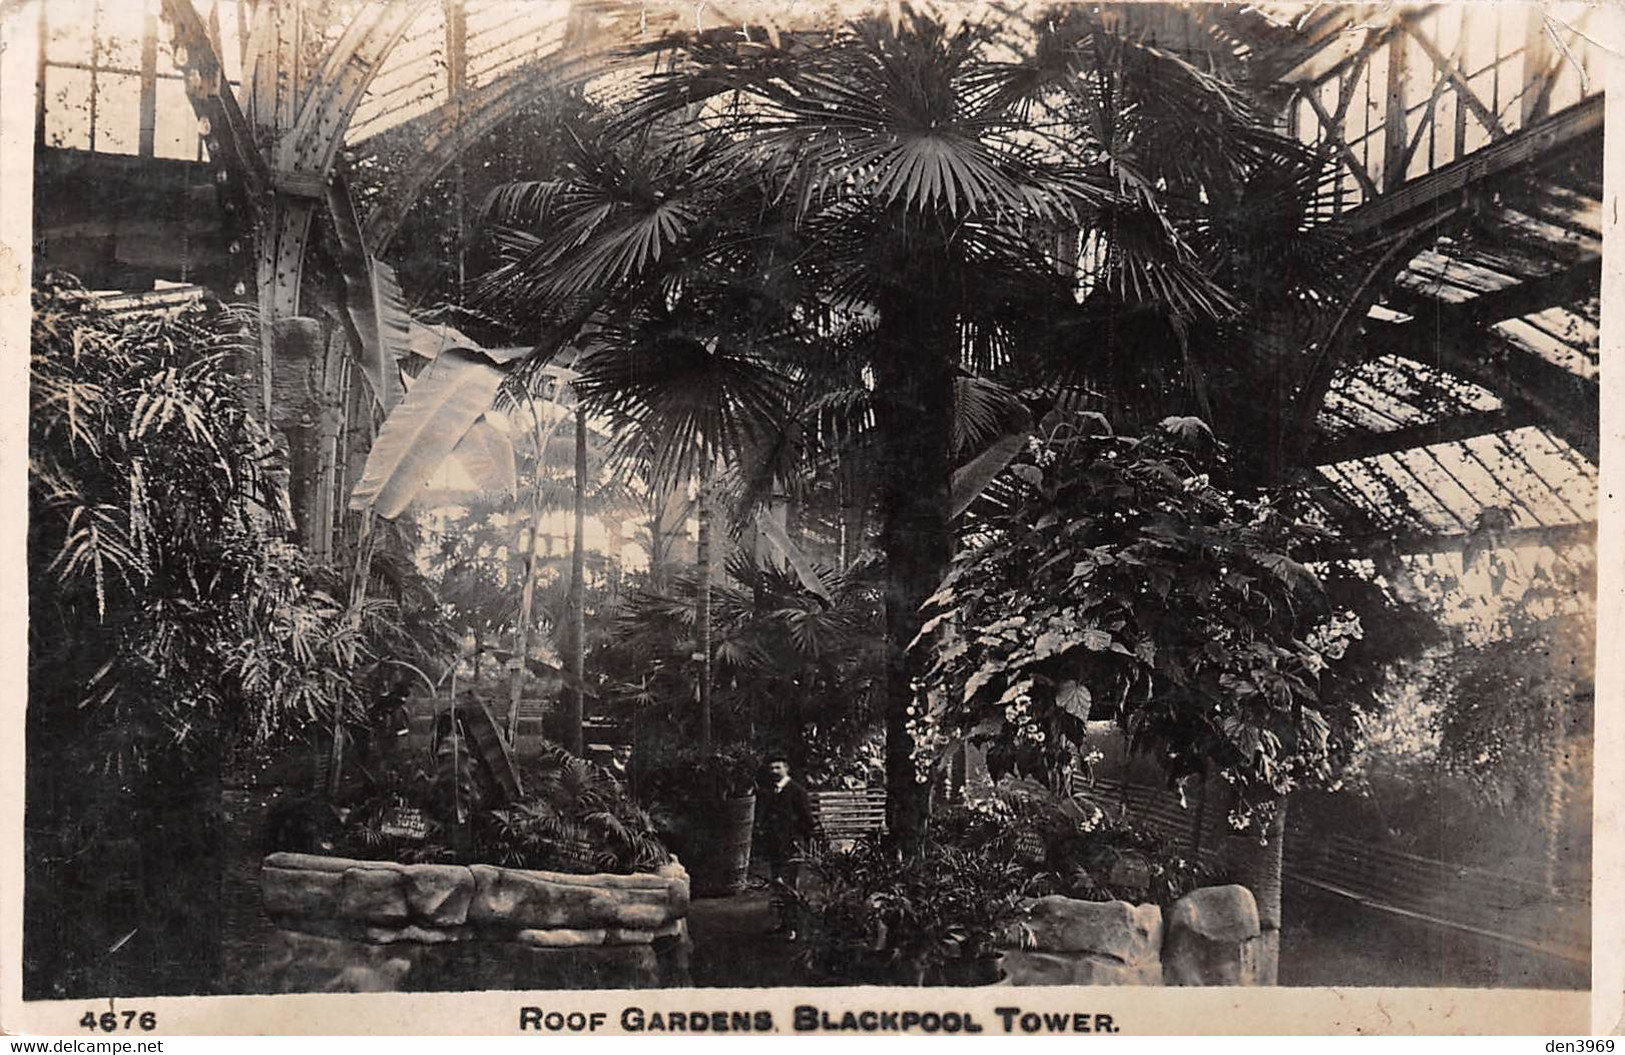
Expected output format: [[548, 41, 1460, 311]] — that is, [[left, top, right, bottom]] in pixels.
[[357, 49, 614, 253], [288, 0, 437, 175], [1281, 213, 1462, 478], [156, 0, 266, 217], [248, 1, 433, 320]]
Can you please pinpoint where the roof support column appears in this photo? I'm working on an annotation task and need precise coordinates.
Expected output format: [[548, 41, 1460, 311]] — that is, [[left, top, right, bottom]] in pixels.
[[1382, 24, 1410, 192]]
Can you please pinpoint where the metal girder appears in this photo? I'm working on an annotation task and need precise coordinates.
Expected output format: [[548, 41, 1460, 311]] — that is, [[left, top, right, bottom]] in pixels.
[[1310, 407, 1536, 466], [1293, 94, 1604, 486], [1456, 258, 1596, 326], [1303, 87, 1379, 200], [1320, 520, 1595, 561], [358, 49, 609, 252], [288, 0, 435, 175], [157, 0, 267, 212], [1283, 220, 1453, 476], [237, 0, 432, 322], [1399, 18, 1508, 143], [1363, 317, 1598, 463], [1246, 7, 1363, 84], [258, 197, 319, 319], [1342, 94, 1605, 238], [1386, 257, 1600, 328]]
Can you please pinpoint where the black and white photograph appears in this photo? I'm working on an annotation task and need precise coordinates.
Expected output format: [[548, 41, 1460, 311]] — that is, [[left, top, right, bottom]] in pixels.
[[2, 0, 1617, 1035]]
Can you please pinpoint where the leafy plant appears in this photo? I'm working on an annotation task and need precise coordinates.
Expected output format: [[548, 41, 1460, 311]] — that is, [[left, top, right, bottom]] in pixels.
[[933, 780, 1225, 908], [476, 6, 1314, 849], [600, 552, 885, 775], [915, 411, 1377, 820], [482, 742, 669, 874], [25, 275, 408, 996], [801, 838, 1030, 985], [638, 741, 761, 804]]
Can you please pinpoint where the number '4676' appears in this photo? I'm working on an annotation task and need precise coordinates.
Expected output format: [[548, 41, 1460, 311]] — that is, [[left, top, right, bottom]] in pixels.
[[80, 1010, 157, 1031]]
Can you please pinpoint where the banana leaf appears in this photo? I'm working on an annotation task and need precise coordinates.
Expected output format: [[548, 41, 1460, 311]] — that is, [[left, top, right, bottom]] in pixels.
[[408, 320, 482, 361], [755, 507, 835, 604], [349, 347, 508, 519], [949, 432, 1029, 519], [328, 177, 409, 410], [451, 413, 518, 499]]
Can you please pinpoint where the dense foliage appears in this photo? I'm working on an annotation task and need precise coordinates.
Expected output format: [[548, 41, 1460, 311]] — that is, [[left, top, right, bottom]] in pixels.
[[275, 740, 670, 875], [23, 283, 288, 992], [933, 780, 1225, 907], [801, 838, 1030, 985], [915, 412, 1391, 821], [25, 276, 443, 997], [474, 5, 1325, 847], [599, 554, 885, 782], [483, 744, 670, 873], [1429, 551, 1594, 802]]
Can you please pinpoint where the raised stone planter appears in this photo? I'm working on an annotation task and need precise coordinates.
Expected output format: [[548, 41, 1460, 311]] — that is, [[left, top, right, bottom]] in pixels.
[[1001, 896, 1163, 986], [258, 852, 691, 992], [998, 885, 1262, 988], [1162, 884, 1261, 986]]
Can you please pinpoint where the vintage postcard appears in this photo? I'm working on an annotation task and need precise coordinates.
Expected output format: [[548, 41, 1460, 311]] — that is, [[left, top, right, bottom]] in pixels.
[[1, 0, 1620, 1037]]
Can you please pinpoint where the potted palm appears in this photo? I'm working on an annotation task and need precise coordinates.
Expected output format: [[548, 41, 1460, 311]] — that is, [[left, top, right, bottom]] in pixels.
[[640, 742, 760, 896]]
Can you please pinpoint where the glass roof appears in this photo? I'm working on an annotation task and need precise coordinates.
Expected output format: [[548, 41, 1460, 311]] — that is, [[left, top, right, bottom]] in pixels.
[[39, 0, 1604, 559]]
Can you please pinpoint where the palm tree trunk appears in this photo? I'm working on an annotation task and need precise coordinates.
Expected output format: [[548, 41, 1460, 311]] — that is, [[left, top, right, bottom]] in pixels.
[[564, 406, 587, 757], [506, 399, 554, 745], [505, 516, 543, 745], [311, 334, 348, 564], [330, 513, 376, 798], [873, 284, 955, 855], [1224, 794, 1288, 985], [648, 480, 668, 592], [697, 467, 714, 749]]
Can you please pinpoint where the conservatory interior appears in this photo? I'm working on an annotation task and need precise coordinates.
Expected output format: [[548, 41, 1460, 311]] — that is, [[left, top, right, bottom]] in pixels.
[[22, 0, 1603, 998]]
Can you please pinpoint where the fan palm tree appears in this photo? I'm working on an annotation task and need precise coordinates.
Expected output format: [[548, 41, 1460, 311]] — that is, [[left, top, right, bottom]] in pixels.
[[477, 8, 1310, 858]]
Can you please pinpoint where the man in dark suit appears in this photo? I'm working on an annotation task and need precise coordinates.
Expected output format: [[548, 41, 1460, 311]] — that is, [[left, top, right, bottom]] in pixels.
[[758, 754, 816, 939]]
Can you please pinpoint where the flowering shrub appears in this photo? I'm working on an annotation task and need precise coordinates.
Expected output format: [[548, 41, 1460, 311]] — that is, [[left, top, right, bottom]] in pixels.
[[915, 413, 1381, 822]]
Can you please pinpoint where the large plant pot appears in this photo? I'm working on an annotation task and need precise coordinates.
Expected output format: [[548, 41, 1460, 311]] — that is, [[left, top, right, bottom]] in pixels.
[[676, 793, 755, 898]]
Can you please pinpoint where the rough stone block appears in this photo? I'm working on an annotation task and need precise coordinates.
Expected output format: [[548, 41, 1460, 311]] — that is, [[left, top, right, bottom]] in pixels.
[[468, 864, 677, 930], [1000, 949, 1160, 986], [492, 942, 661, 990], [262, 867, 343, 918], [515, 927, 609, 948], [259, 928, 419, 993], [258, 855, 691, 993], [658, 860, 691, 914], [360, 924, 469, 945], [1013, 896, 1163, 963], [606, 927, 657, 945], [607, 919, 683, 945], [269, 914, 350, 941], [264, 851, 365, 874], [403, 864, 474, 925], [339, 865, 409, 922], [323, 960, 415, 993], [1163, 884, 1261, 986]]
